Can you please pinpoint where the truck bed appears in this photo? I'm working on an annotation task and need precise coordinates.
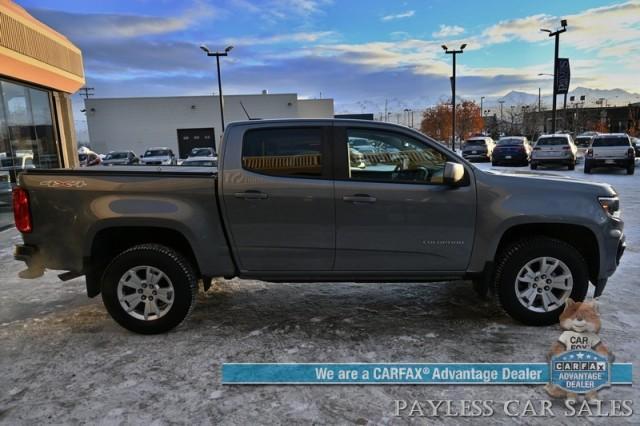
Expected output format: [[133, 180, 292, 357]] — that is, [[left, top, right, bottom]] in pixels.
[[17, 166, 235, 278]]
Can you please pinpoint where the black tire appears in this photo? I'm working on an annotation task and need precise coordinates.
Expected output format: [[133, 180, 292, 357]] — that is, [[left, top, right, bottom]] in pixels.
[[494, 237, 589, 326], [627, 164, 635, 175], [492, 161, 498, 167], [530, 163, 538, 170], [101, 244, 197, 334], [584, 161, 592, 174], [568, 162, 575, 171]]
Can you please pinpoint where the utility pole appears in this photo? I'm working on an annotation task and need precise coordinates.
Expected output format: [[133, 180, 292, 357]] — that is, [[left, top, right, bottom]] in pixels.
[[498, 100, 505, 134], [540, 19, 568, 134], [200, 44, 234, 132], [384, 99, 388, 122], [442, 43, 467, 151], [78, 87, 94, 99]]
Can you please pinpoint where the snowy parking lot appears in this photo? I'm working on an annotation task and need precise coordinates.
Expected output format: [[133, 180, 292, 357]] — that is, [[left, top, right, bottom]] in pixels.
[[1, 161, 639, 424]]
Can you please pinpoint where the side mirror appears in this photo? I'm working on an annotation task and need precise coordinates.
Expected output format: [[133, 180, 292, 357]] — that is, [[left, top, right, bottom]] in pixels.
[[443, 162, 465, 185]]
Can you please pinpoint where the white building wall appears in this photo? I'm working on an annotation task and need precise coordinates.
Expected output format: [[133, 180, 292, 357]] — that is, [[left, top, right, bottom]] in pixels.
[[297, 99, 334, 118], [85, 94, 334, 156]]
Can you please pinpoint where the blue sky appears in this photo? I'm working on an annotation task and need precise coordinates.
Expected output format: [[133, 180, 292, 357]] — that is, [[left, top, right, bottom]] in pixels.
[[17, 0, 640, 114]]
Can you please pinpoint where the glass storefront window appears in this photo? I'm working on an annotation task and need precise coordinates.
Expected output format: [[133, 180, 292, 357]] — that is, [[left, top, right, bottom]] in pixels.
[[0, 78, 60, 229]]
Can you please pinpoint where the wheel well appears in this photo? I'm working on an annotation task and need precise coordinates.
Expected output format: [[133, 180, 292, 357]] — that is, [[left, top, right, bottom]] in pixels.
[[496, 223, 599, 283], [85, 227, 200, 297]]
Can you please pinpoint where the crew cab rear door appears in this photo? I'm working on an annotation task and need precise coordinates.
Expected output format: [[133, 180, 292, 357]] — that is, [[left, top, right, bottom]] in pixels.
[[332, 125, 476, 272], [220, 123, 335, 272]]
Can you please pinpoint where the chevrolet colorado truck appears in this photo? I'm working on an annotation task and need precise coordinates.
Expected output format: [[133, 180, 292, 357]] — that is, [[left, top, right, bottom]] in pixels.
[[13, 119, 626, 334]]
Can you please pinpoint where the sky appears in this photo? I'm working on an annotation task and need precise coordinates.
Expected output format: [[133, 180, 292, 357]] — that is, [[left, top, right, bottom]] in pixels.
[[17, 0, 640, 116]]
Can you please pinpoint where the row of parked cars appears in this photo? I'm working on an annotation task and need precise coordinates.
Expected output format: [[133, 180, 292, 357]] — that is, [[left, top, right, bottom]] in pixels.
[[462, 133, 638, 175], [78, 147, 218, 167]]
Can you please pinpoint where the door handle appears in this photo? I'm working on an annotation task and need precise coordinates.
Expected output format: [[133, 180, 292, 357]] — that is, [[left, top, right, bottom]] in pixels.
[[342, 194, 377, 203], [234, 190, 268, 200]]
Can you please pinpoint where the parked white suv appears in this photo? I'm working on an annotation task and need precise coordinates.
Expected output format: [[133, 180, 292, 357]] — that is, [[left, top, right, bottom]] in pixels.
[[531, 134, 577, 170], [584, 133, 635, 175]]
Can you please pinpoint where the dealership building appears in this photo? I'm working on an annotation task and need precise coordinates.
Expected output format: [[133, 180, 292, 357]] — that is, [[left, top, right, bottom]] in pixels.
[[85, 94, 334, 157], [0, 1, 83, 170], [0, 0, 84, 228]]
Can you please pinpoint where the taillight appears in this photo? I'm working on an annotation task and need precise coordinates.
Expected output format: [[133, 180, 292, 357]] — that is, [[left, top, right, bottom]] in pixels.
[[628, 148, 635, 158], [12, 187, 32, 233], [562, 146, 570, 150]]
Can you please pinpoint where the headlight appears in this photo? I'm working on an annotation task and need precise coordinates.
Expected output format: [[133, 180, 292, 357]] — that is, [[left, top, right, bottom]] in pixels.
[[598, 196, 620, 218]]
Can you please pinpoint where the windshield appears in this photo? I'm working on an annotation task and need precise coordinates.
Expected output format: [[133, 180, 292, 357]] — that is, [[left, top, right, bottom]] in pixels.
[[190, 148, 212, 156], [144, 149, 170, 157], [575, 137, 592, 146], [105, 152, 129, 160], [536, 137, 568, 146], [183, 160, 217, 167], [464, 139, 486, 146], [498, 138, 524, 146], [592, 137, 630, 147]]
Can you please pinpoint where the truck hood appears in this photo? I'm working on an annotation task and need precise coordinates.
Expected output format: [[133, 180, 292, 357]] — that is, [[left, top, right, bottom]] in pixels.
[[480, 168, 617, 196]]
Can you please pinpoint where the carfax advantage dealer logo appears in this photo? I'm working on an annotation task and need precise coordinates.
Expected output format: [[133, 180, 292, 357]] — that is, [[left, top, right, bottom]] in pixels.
[[550, 350, 610, 394]]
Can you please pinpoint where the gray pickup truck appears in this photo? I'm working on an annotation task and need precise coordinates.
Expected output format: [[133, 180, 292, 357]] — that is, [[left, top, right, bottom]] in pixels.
[[13, 119, 625, 334]]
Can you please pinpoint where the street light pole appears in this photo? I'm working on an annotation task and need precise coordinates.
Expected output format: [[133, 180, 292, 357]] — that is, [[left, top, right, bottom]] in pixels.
[[540, 20, 567, 134], [200, 44, 234, 133], [442, 43, 466, 151]]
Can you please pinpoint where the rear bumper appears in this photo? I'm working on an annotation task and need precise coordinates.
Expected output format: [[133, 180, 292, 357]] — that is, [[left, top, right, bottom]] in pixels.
[[492, 153, 528, 164], [587, 158, 633, 168], [462, 152, 490, 161], [14, 244, 38, 264], [14, 244, 45, 278], [531, 158, 575, 165]]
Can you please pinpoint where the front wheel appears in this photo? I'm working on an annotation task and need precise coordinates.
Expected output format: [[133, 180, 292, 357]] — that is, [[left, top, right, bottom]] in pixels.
[[101, 244, 197, 334], [627, 164, 635, 175], [494, 237, 589, 326]]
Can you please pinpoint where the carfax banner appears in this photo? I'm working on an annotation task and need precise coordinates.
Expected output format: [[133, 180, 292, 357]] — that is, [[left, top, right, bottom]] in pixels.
[[223, 361, 632, 386]]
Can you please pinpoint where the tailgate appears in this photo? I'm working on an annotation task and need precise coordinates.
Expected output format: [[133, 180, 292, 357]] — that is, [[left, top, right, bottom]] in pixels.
[[593, 146, 628, 159]]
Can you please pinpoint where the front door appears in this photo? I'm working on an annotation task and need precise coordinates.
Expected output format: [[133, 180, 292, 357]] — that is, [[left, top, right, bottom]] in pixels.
[[221, 125, 334, 272], [333, 126, 476, 271], [177, 128, 215, 158]]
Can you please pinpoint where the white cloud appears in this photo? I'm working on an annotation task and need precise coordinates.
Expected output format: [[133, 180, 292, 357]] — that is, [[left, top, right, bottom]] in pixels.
[[30, 1, 217, 40], [480, 1, 640, 54], [381, 10, 415, 22], [432, 25, 465, 38], [224, 31, 338, 46], [234, 0, 333, 20]]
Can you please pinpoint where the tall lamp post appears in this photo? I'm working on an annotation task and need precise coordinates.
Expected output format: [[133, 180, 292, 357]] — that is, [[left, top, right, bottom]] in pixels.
[[200, 44, 234, 132], [442, 43, 467, 150], [540, 19, 567, 134]]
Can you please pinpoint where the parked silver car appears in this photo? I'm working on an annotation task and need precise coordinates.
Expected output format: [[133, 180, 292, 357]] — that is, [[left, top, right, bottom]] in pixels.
[[531, 134, 578, 170]]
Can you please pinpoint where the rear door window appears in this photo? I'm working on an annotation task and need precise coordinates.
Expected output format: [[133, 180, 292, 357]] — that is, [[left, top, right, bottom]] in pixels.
[[592, 137, 630, 147], [242, 127, 327, 178], [536, 137, 568, 146]]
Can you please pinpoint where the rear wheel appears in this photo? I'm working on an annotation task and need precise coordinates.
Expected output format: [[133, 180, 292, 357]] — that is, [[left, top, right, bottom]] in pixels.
[[568, 161, 575, 171], [627, 164, 635, 175], [584, 160, 592, 174], [494, 237, 589, 326], [101, 244, 197, 334], [530, 162, 538, 170]]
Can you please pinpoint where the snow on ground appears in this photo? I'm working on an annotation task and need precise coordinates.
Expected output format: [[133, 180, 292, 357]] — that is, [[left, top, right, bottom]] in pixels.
[[0, 162, 639, 424]]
